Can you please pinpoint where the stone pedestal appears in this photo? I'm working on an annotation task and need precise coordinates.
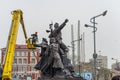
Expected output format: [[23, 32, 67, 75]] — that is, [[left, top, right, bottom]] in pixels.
[[39, 77, 82, 80]]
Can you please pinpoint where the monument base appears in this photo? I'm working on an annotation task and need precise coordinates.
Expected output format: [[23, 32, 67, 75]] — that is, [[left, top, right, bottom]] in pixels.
[[38, 77, 82, 80]]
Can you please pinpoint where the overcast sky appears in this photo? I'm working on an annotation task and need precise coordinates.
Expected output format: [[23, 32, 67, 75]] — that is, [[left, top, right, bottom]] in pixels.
[[0, 0, 120, 68]]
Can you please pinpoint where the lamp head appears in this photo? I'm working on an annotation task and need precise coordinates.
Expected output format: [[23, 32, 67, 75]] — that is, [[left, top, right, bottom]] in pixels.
[[111, 58, 114, 60], [84, 24, 89, 27], [102, 10, 107, 16]]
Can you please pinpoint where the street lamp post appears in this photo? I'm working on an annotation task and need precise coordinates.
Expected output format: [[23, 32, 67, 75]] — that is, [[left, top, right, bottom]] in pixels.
[[85, 10, 107, 80]]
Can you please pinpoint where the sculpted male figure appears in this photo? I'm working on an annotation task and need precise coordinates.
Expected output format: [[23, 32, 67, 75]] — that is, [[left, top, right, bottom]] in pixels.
[[48, 19, 69, 53], [49, 38, 64, 71]]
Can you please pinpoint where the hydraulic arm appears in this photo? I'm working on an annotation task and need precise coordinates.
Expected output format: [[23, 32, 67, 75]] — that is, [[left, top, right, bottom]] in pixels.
[[2, 9, 35, 80]]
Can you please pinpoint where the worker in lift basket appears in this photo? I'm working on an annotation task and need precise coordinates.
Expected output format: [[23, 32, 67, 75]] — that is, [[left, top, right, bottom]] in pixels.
[[31, 32, 38, 44]]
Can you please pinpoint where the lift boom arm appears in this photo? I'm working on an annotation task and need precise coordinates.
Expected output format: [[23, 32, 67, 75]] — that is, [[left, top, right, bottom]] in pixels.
[[2, 9, 35, 80]]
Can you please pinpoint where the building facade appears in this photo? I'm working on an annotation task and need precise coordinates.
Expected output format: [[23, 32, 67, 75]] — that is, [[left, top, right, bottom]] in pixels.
[[97, 55, 108, 68], [88, 55, 108, 80], [89, 54, 108, 68], [1, 44, 40, 80]]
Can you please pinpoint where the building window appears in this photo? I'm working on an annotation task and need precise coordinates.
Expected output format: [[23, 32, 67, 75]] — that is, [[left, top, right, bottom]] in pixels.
[[31, 59, 35, 63], [31, 66, 35, 71], [14, 51, 17, 57], [23, 59, 27, 64], [14, 58, 17, 64], [19, 52, 22, 56], [23, 66, 27, 72], [18, 65, 22, 71], [31, 52, 36, 56], [19, 59, 22, 64], [13, 65, 17, 72], [23, 52, 27, 56]]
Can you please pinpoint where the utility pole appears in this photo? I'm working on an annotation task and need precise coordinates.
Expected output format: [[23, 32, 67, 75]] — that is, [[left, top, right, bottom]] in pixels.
[[71, 25, 75, 66], [77, 20, 81, 76], [77, 20, 80, 63], [81, 33, 85, 71], [82, 33, 85, 67], [81, 33, 85, 72]]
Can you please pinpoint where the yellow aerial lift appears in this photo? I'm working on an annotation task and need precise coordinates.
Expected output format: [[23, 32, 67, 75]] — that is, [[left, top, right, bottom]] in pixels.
[[2, 9, 36, 80]]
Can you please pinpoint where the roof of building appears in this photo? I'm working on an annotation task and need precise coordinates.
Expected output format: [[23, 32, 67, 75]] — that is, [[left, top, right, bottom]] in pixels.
[[1, 44, 40, 50]]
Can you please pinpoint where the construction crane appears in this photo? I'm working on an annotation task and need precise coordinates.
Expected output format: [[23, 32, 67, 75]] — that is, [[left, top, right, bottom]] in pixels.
[[2, 9, 36, 80]]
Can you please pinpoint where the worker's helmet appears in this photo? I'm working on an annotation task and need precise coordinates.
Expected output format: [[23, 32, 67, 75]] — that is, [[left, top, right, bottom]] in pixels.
[[35, 32, 38, 34]]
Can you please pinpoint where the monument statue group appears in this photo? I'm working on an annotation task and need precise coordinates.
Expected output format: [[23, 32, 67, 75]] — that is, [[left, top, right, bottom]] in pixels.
[[34, 19, 81, 80]]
